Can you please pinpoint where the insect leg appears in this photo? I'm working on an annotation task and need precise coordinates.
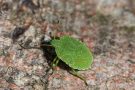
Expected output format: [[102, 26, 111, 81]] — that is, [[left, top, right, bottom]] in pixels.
[[40, 44, 53, 47], [17, 42, 40, 49], [69, 69, 88, 86], [51, 57, 60, 67], [55, 58, 60, 66]]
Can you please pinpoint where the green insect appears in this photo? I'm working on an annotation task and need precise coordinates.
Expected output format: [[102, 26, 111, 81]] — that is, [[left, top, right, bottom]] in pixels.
[[50, 36, 93, 85], [51, 36, 93, 70]]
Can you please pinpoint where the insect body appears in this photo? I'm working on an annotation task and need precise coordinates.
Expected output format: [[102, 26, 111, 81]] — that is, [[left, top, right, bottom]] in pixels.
[[51, 36, 93, 70]]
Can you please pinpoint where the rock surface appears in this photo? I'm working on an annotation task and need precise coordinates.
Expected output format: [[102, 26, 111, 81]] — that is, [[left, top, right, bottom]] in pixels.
[[0, 0, 135, 90]]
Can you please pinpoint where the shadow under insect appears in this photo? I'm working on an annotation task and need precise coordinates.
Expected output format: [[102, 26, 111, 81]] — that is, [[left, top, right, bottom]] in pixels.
[[40, 37, 71, 71]]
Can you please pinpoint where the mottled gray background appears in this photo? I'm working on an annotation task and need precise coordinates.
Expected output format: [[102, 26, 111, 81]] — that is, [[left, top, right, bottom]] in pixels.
[[0, 0, 135, 90]]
